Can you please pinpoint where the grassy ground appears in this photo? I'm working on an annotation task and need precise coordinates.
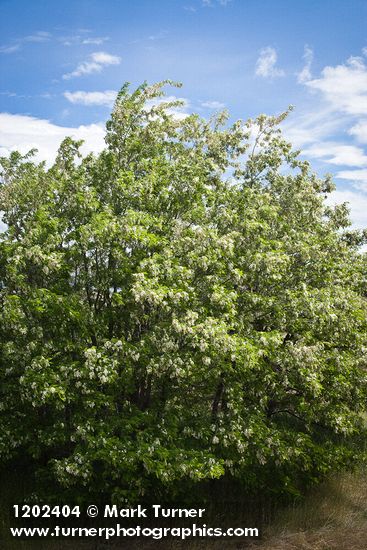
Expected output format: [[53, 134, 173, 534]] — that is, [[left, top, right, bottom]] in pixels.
[[2, 469, 367, 549], [251, 470, 367, 550]]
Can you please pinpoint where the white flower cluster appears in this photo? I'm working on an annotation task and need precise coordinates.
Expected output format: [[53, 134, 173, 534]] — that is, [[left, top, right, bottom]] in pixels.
[[84, 347, 118, 385], [53, 455, 92, 486]]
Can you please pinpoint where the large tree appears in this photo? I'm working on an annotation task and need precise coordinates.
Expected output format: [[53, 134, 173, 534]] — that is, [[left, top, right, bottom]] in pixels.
[[1, 81, 366, 502]]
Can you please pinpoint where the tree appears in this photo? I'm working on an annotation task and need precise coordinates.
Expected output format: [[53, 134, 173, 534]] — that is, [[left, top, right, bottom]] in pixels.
[[0, 81, 367, 503]]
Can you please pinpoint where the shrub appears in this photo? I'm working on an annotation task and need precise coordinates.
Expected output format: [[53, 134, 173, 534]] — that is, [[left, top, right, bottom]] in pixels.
[[1, 81, 366, 503]]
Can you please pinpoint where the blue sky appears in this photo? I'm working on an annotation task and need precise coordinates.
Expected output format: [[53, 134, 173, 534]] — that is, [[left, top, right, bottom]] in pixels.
[[2, 0, 367, 227]]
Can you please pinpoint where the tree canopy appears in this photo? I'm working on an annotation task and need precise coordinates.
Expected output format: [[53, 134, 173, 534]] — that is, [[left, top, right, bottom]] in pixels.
[[1, 81, 367, 503]]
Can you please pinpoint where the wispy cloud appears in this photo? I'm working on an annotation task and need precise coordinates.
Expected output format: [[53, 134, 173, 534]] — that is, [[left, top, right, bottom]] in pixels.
[[293, 49, 367, 184], [148, 31, 168, 41], [0, 31, 51, 54], [201, 100, 226, 109], [0, 44, 21, 54], [349, 121, 367, 143], [0, 91, 18, 97], [297, 45, 313, 83], [336, 168, 367, 188], [129, 31, 168, 45], [82, 37, 109, 45], [0, 90, 30, 99], [61, 34, 110, 46], [64, 90, 117, 106], [62, 51, 121, 79], [59, 34, 82, 46], [24, 31, 51, 43], [255, 47, 285, 78], [202, 0, 232, 6], [303, 142, 367, 167], [286, 48, 367, 229], [288, 49, 367, 154]]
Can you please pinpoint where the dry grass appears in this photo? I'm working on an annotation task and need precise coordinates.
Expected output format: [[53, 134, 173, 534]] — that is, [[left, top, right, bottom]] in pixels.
[[250, 469, 367, 550], [2, 470, 367, 549], [251, 528, 367, 550]]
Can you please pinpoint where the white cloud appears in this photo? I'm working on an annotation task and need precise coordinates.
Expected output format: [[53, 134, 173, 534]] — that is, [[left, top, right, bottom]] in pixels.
[[284, 49, 367, 229], [297, 45, 313, 83], [327, 189, 367, 229], [0, 113, 105, 166], [306, 55, 367, 115], [90, 52, 119, 65], [303, 142, 367, 167], [349, 121, 367, 143], [255, 47, 285, 78], [63, 61, 101, 79], [62, 51, 121, 79], [64, 90, 117, 107], [291, 50, 367, 171], [201, 100, 226, 109], [0, 96, 191, 169], [282, 106, 346, 149], [336, 168, 367, 188]]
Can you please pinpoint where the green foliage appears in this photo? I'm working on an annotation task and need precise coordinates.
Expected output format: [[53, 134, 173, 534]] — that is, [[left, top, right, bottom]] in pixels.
[[1, 81, 367, 503]]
